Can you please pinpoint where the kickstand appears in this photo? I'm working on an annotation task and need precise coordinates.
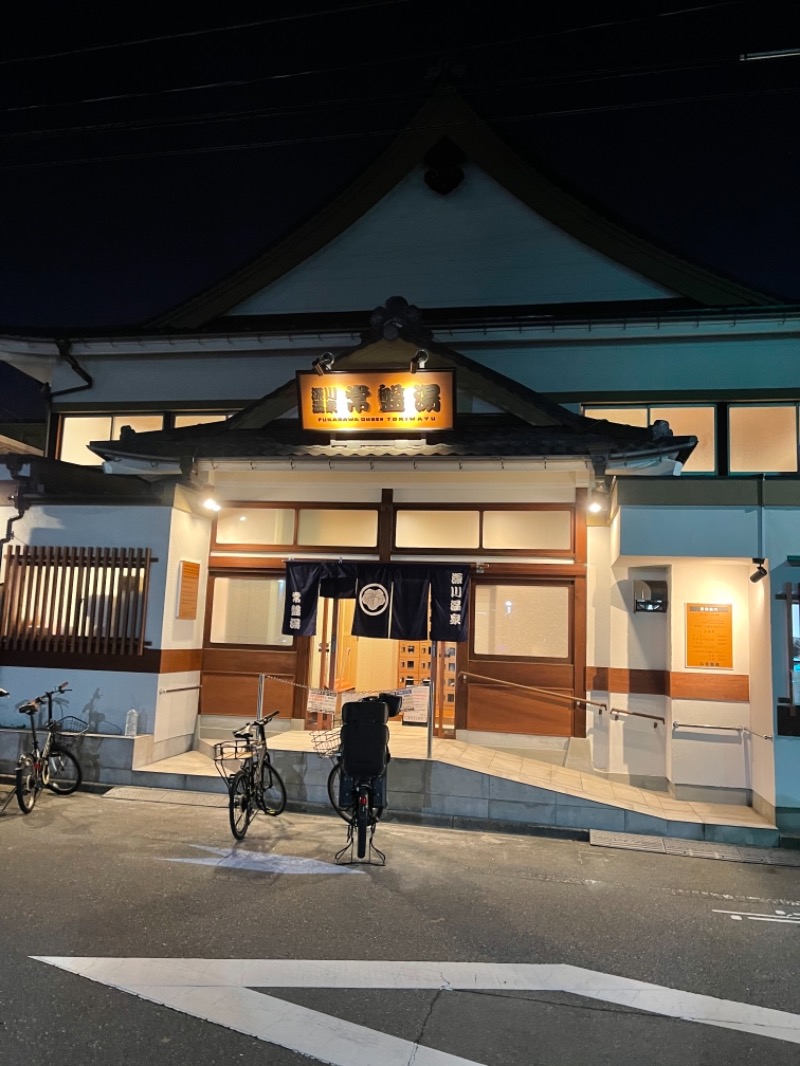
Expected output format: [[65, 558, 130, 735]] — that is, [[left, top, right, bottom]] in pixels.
[[1, 786, 17, 813], [334, 823, 386, 866]]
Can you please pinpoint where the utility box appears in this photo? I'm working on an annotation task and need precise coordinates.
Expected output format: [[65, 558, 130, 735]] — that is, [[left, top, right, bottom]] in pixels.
[[633, 579, 668, 613]]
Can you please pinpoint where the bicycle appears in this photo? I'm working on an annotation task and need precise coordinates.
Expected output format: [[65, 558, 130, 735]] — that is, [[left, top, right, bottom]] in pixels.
[[321, 694, 400, 864], [213, 709, 287, 840], [15, 681, 85, 814]]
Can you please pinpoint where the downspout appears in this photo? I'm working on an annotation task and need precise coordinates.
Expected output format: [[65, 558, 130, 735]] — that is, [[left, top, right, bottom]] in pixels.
[[46, 338, 94, 459], [49, 338, 93, 398], [0, 457, 29, 582]]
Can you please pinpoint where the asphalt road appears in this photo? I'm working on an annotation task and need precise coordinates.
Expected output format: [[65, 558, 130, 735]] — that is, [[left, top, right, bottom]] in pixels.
[[1, 785, 799, 1065]]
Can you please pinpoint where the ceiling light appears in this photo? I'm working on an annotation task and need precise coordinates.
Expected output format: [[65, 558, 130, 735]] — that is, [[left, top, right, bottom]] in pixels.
[[750, 557, 767, 583]]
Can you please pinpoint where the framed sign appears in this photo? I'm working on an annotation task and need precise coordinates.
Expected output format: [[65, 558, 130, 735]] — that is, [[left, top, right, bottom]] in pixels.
[[686, 603, 733, 669], [296, 369, 454, 433], [177, 561, 201, 620]]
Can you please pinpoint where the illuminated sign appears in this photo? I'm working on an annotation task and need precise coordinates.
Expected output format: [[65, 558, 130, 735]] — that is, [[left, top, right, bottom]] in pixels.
[[686, 603, 733, 669], [296, 370, 454, 432]]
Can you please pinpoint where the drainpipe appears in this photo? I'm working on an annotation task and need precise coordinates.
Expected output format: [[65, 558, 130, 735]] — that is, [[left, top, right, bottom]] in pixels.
[[48, 339, 93, 399], [45, 339, 94, 459], [0, 457, 29, 581]]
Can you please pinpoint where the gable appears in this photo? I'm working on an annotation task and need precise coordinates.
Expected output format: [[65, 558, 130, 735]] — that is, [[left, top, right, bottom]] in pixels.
[[151, 90, 773, 330], [228, 163, 677, 316]]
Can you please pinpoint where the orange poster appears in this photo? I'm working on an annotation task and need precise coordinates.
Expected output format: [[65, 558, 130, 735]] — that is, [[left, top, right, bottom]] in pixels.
[[685, 603, 733, 669]]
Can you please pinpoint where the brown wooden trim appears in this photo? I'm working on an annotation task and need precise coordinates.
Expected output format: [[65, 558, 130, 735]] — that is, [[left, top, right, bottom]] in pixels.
[[209, 556, 288, 570], [574, 489, 588, 565], [0, 647, 201, 673], [378, 487, 393, 563], [160, 649, 203, 672], [586, 666, 749, 702], [572, 573, 587, 736], [669, 673, 749, 702]]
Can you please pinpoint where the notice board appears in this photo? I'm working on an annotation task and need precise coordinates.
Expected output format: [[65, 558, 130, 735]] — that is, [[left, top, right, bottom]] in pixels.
[[685, 603, 733, 669]]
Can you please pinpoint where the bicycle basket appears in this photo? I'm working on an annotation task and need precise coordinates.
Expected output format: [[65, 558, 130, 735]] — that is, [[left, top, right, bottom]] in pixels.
[[52, 715, 89, 735], [52, 716, 89, 750], [213, 739, 253, 782], [311, 728, 341, 757]]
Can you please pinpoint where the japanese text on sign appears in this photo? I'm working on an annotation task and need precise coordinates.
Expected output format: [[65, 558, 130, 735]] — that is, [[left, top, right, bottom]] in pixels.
[[686, 603, 733, 669], [297, 370, 454, 432]]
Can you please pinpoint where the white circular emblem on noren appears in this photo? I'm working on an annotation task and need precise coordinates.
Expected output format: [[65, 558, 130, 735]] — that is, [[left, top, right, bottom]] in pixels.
[[359, 583, 389, 615]]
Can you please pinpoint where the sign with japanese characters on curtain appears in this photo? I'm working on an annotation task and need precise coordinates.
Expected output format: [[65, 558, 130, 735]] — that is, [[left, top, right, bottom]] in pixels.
[[282, 561, 470, 643], [296, 370, 454, 432]]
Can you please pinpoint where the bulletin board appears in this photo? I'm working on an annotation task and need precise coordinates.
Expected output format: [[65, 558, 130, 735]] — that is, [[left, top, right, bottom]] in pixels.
[[685, 603, 733, 669]]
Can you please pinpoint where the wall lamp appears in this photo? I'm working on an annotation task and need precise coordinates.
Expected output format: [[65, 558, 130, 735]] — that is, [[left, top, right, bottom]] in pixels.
[[588, 477, 609, 514], [410, 349, 429, 373], [312, 352, 335, 375], [202, 496, 221, 512], [750, 557, 768, 583]]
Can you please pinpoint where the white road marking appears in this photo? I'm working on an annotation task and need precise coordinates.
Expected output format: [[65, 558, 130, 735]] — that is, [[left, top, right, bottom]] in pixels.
[[158, 844, 361, 874], [714, 908, 800, 924], [32, 958, 800, 1064]]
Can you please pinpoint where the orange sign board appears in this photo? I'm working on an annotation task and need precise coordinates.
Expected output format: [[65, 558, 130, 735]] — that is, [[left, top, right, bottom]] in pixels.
[[297, 369, 454, 432], [685, 603, 733, 669]]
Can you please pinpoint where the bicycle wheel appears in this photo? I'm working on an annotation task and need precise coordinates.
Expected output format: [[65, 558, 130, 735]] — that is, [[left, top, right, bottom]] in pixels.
[[229, 770, 255, 840], [47, 746, 82, 795], [327, 762, 355, 823], [16, 756, 38, 814], [356, 797, 370, 858], [259, 757, 287, 816]]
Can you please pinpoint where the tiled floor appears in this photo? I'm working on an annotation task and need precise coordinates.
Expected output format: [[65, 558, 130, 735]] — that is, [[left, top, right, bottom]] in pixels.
[[135, 723, 776, 834]]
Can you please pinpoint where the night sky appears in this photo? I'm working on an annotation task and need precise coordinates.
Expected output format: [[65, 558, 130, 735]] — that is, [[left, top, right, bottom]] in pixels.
[[0, 0, 797, 343]]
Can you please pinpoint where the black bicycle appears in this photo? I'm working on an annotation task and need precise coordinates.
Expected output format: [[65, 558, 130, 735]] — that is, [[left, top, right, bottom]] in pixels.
[[327, 694, 400, 863], [214, 710, 287, 840], [15, 682, 83, 814]]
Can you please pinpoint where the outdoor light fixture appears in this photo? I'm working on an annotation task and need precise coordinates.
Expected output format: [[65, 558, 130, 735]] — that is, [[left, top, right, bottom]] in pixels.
[[312, 352, 335, 375], [750, 557, 768, 583], [588, 476, 609, 513], [410, 349, 429, 373]]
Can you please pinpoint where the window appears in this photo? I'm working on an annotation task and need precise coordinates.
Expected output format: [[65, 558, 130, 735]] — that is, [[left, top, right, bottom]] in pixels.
[[583, 404, 716, 473], [474, 584, 570, 659], [208, 575, 292, 646], [0, 545, 152, 654], [60, 415, 163, 465], [212, 505, 379, 551], [59, 412, 233, 464], [729, 405, 798, 473]]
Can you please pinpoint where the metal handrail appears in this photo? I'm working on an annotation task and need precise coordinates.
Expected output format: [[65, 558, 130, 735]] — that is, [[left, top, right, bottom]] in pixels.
[[607, 707, 665, 724], [458, 672, 607, 713], [673, 721, 773, 740]]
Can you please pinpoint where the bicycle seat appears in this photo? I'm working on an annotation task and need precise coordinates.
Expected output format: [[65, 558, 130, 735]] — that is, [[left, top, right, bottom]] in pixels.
[[232, 728, 253, 741], [19, 701, 39, 716]]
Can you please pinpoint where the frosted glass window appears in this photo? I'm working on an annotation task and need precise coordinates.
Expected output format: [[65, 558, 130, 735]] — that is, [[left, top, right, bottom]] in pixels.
[[297, 508, 378, 547], [395, 510, 480, 549], [729, 405, 798, 473], [174, 413, 230, 427], [216, 508, 295, 545], [585, 407, 648, 428], [60, 416, 113, 464], [210, 576, 291, 645], [111, 415, 163, 436], [650, 406, 716, 473], [474, 585, 569, 658], [483, 510, 571, 550]]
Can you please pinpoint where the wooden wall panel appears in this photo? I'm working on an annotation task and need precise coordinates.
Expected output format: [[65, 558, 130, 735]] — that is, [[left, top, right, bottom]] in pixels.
[[200, 673, 295, 717], [467, 684, 573, 736], [586, 666, 749, 702]]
